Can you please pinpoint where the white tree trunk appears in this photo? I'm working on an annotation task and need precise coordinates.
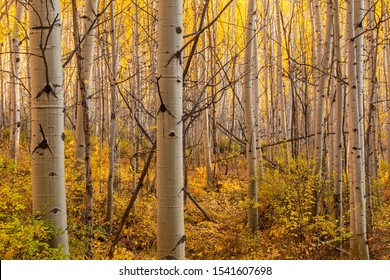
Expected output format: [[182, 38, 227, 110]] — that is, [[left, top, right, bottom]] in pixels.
[[365, 0, 378, 236], [201, 30, 214, 188], [332, 0, 344, 254], [9, 1, 23, 160], [346, 0, 369, 260], [262, 0, 271, 160], [243, 0, 258, 233], [74, 0, 99, 180], [156, 0, 185, 260], [253, 32, 264, 177], [29, 0, 69, 254], [312, 0, 333, 216], [275, 0, 288, 163]]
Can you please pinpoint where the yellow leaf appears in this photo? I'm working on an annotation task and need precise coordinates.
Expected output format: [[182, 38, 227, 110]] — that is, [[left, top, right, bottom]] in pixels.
[[4, 250, 14, 259]]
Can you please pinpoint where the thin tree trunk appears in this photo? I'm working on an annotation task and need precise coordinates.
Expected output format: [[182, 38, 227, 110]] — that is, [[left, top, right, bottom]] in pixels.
[[365, 0, 378, 236], [107, 0, 118, 235], [202, 35, 214, 188], [243, 0, 258, 233], [73, 0, 99, 182], [346, 0, 369, 260], [9, 1, 23, 161], [312, 0, 333, 216], [332, 0, 344, 256], [275, 0, 288, 163], [72, 0, 85, 181], [253, 32, 264, 178]]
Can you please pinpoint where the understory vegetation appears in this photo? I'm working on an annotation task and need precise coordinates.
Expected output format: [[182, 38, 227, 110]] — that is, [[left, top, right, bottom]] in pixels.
[[1, 131, 389, 260]]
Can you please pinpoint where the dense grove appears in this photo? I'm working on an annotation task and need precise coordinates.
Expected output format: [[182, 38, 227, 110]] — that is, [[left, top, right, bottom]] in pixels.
[[1, 132, 389, 260]]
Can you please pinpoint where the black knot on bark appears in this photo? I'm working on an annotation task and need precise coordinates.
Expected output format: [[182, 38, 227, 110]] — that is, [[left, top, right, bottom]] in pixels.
[[44, 84, 52, 93]]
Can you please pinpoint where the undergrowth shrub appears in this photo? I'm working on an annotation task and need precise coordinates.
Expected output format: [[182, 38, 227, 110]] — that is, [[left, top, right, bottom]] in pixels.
[[0, 157, 67, 259]]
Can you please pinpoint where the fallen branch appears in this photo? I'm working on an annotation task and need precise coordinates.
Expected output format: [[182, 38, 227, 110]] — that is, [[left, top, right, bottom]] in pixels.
[[108, 141, 156, 259], [182, 188, 213, 222]]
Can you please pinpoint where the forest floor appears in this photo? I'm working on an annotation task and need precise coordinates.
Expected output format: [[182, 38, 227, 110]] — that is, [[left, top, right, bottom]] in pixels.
[[1, 133, 390, 260]]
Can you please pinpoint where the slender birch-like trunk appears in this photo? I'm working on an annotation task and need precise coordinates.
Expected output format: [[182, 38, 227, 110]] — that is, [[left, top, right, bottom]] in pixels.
[[9, 1, 23, 160], [332, 0, 344, 255], [253, 32, 264, 178], [243, 0, 258, 233], [275, 0, 287, 163], [346, 0, 369, 260], [74, 0, 99, 181], [132, 0, 140, 191], [365, 0, 378, 236], [72, 0, 85, 180], [29, 0, 69, 254], [312, 0, 323, 164], [107, 0, 118, 235], [262, 0, 271, 159], [156, 0, 185, 260], [72, 0, 98, 257], [202, 36, 214, 188], [312, 0, 333, 216]]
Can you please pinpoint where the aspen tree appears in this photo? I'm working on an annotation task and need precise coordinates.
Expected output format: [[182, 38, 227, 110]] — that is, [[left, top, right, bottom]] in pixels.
[[243, 0, 258, 233], [156, 0, 185, 260], [209, 0, 220, 183], [132, 0, 140, 191], [253, 32, 264, 177], [74, 0, 99, 182], [345, 0, 369, 260], [311, 0, 323, 162], [72, 0, 85, 180], [199, 2, 213, 188], [300, 0, 310, 158], [29, 0, 69, 254], [262, 0, 272, 160], [107, 0, 118, 235], [275, 0, 288, 163], [269, 3, 277, 160], [192, 0, 202, 168], [288, 2, 298, 158], [202, 47, 214, 188], [365, 0, 378, 235], [9, 1, 23, 160], [332, 0, 344, 253], [312, 0, 333, 216], [72, 0, 98, 257]]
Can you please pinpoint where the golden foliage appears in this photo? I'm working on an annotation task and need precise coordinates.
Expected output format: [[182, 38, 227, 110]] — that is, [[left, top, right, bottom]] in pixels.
[[1, 134, 390, 259]]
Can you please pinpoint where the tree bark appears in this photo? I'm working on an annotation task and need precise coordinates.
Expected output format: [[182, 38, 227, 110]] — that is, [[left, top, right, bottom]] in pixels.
[[243, 0, 258, 233], [312, 0, 333, 216], [346, 0, 369, 260], [332, 0, 344, 255], [29, 0, 69, 254], [9, 1, 23, 160], [156, 0, 185, 260], [107, 0, 118, 235]]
